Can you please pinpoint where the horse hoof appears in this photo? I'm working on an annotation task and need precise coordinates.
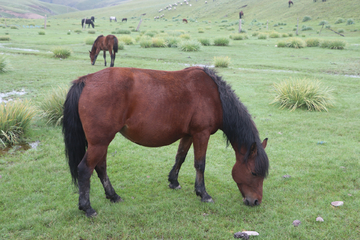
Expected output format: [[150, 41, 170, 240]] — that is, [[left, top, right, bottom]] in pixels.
[[201, 197, 214, 203], [169, 183, 181, 189], [85, 208, 97, 218]]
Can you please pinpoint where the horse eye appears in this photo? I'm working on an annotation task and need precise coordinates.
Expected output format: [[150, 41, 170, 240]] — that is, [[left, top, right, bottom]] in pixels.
[[251, 172, 257, 176]]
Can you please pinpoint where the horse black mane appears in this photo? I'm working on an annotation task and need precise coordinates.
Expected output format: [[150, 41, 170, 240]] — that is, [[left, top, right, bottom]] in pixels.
[[201, 67, 269, 177], [91, 35, 104, 51]]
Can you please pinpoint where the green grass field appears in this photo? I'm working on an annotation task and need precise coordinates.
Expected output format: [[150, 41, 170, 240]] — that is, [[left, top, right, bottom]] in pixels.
[[0, 0, 360, 239]]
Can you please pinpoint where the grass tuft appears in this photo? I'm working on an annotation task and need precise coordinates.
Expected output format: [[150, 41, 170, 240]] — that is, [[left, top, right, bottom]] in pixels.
[[320, 40, 346, 49], [270, 78, 335, 112], [52, 47, 71, 58], [277, 37, 306, 48], [213, 37, 229, 46], [178, 40, 201, 51], [118, 35, 134, 45], [198, 38, 211, 46], [0, 56, 10, 73], [39, 86, 68, 126], [305, 38, 320, 47], [213, 56, 230, 68]]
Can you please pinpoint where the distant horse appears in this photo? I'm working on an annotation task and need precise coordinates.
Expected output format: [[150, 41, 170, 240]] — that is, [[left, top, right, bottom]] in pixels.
[[82, 16, 95, 28], [122, 18, 127, 22], [183, 18, 188, 23], [288, 0, 293, 7], [322, 0, 326, 2], [63, 67, 269, 217], [110, 16, 117, 22], [89, 35, 118, 67], [239, 11, 244, 19]]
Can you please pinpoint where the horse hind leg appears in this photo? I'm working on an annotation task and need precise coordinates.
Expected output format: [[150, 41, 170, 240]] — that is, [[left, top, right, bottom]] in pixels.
[[110, 50, 115, 67], [103, 50, 107, 66], [95, 156, 122, 203], [168, 136, 192, 189]]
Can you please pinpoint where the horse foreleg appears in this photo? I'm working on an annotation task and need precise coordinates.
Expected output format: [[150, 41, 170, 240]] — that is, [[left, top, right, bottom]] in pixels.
[[193, 132, 213, 202], [95, 157, 123, 203], [168, 136, 193, 189], [103, 50, 107, 66]]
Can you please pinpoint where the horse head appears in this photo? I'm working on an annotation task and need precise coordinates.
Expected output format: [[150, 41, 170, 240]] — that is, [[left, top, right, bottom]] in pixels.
[[231, 138, 268, 206]]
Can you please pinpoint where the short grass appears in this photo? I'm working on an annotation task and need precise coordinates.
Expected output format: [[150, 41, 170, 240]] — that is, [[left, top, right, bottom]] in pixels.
[[0, 12, 359, 240]]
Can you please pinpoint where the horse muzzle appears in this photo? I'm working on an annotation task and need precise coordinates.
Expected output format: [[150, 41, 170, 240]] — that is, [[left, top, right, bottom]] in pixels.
[[243, 197, 261, 206]]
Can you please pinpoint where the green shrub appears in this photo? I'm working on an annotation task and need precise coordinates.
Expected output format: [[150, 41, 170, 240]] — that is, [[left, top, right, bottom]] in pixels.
[[319, 20, 328, 26], [165, 37, 181, 47], [338, 29, 344, 33], [0, 36, 10, 41], [88, 30, 95, 34], [346, 19, 355, 25], [0, 56, 10, 73], [320, 40, 346, 49], [139, 38, 152, 48], [288, 33, 293, 37], [198, 28, 205, 33], [180, 34, 191, 40], [118, 35, 134, 45], [277, 37, 306, 48], [213, 56, 230, 68], [198, 38, 211, 46], [10, 26, 18, 29], [269, 31, 281, 38], [85, 37, 94, 45], [38, 31, 45, 35], [213, 37, 229, 46], [258, 33, 267, 39], [118, 41, 124, 50], [74, 30, 82, 34], [282, 33, 289, 37], [301, 25, 313, 31], [252, 32, 259, 37], [152, 38, 166, 47], [335, 18, 345, 24], [0, 100, 37, 147], [270, 78, 335, 112], [230, 33, 248, 40], [113, 29, 131, 34], [178, 40, 201, 52], [52, 47, 72, 58], [305, 38, 320, 47], [302, 16, 312, 22], [39, 86, 68, 126]]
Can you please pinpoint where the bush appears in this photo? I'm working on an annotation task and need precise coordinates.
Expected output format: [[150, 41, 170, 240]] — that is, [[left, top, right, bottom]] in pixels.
[[118, 35, 134, 45], [0, 36, 10, 41], [258, 33, 267, 39], [178, 40, 201, 52], [38, 31, 45, 35], [0, 100, 36, 147], [252, 32, 259, 37], [85, 37, 94, 45], [198, 28, 204, 33], [346, 19, 355, 25], [335, 18, 345, 24], [277, 37, 306, 48], [0, 56, 10, 73], [198, 38, 211, 46], [52, 47, 72, 58], [139, 38, 152, 48], [282, 33, 289, 37], [213, 56, 230, 68], [88, 30, 95, 34], [338, 29, 344, 33], [118, 41, 125, 50], [180, 34, 191, 40], [113, 29, 131, 34], [301, 25, 313, 31], [213, 37, 229, 46], [270, 78, 335, 112], [74, 30, 82, 34], [152, 38, 166, 47], [320, 40, 346, 49], [10, 26, 18, 29], [269, 31, 281, 38], [39, 86, 68, 126], [165, 37, 181, 47], [305, 38, 320, 47], [302, 16, 312, 22], [230, 33, 248, 40]]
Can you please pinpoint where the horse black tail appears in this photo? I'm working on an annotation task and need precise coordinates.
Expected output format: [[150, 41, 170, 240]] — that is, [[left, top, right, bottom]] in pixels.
[[81, 19, 84, 28], [62, 78, 87, 186], [113, 36, 118, 53]]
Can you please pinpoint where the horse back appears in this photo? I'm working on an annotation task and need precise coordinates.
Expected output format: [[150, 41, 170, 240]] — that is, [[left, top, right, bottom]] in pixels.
[[77, 67, 223, 147]]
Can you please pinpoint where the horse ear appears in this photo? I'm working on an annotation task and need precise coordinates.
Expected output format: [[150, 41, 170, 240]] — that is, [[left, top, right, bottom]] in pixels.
[[262, 138, 268, 149], [249, 142, 257, 157]]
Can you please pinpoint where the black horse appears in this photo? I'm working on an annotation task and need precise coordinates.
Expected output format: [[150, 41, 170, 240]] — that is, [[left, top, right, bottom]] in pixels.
[[122, 18, 127, 22], [288, 0, 293, 7], [82, 16, 95, 28], [239, 11, 244, 19]]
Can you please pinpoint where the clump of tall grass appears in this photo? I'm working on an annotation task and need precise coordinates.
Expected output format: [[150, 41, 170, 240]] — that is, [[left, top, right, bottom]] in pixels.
[[139, 37, 152, 48], [39, 86, 68, 126], [301, 25, 313, 31], [165, 37, 181, 47], [270, 78, 335, 112], [305, 38, 320, 47], [0, 36, 10, 41], [319, 20, 328, 26], [0, 100, 37, 147], [198, 38, 211, 46], [180, 34, 191, 40], [258, 33, 267, 39], [113, 29, 131, 34], [178, 40, 201, 51], [213, 56, 230, 68], [269, 31, 281, 38], [282, 33, 289, 37], [118, 41, 124, 50], [320, 40, 346, 49], [337, 29, 344, 33], [213, 37, 229, 46], [74, 30, 82, 34], [346, 19, 355, 25], [302, 16, 312, 22], [252, 32, 259, 37], [0, 56, 10, 73], [198, 28, 204, 33], [335, 18, 345, 24], [88, 30, 95, 34], [152, 38, 166, 47], [277, 37, 306, 48], [118, 35, 134, 45], [85, 37, 94, 45], [230, 33, 248, 40], [52, 47, 71, 58]]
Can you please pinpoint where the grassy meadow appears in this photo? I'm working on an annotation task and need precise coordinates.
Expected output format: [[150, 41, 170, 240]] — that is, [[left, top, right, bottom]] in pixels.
[[0, 1, 360, 239]]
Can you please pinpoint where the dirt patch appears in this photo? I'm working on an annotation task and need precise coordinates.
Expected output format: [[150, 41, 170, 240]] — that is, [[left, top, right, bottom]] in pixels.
[[0, 9, 44, 19]]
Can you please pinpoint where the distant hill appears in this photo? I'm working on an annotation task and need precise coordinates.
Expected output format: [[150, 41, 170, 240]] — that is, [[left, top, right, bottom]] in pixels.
[[38, 0, 128, 11]]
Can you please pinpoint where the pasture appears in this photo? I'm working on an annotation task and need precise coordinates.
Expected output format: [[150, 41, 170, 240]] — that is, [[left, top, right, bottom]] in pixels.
[[0, 10, 360, 239]]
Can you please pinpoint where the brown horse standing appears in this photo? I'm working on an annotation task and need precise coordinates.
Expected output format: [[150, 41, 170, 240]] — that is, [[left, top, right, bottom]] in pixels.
[[183, 18, 188, 23], [289, 0, 293, 7], [239, 11, 244, 19], [63, 67, 269, 217], [89, 35, 118, 67]]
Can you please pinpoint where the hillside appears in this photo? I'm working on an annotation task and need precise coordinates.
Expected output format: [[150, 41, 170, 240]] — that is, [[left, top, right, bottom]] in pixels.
[[39, 0, 128, 11], [55, 0, 360, 24], [0, 0, 77, 18]]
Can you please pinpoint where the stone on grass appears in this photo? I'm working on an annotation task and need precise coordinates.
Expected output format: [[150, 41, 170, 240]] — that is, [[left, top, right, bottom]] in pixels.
[[283, 175, 291, 178], [234, 232, 249, 239], [331, 201, 344, 207], [292, 220, 301, 227], [316, 217, 324, 222]]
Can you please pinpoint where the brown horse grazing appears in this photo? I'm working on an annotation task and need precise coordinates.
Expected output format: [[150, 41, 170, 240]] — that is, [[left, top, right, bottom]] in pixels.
[[239, 11, 244, 19], [89, 35, 118, 67], [122, 18, 127, 22], [288, 0, 293, 7], [183, 18, 188, 23], [63, 67, 269, 217]]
